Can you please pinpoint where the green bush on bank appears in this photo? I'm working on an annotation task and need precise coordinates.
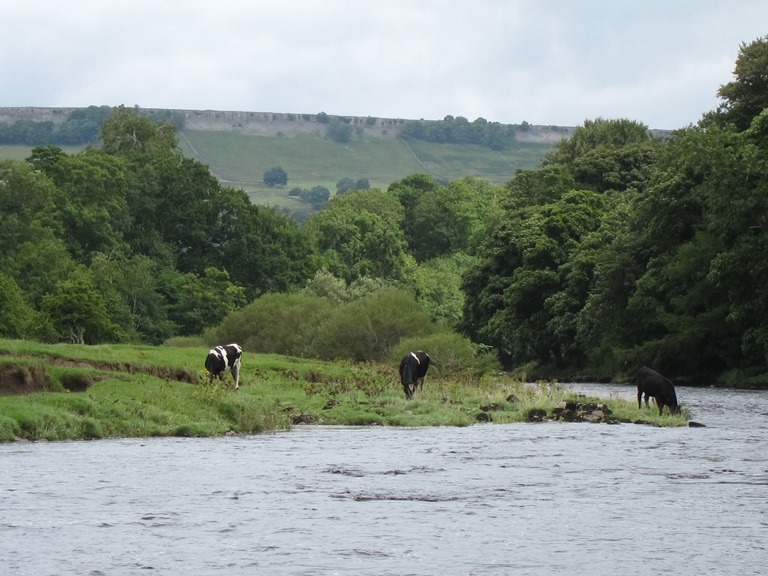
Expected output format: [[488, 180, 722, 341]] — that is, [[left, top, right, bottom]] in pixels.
[[209, 288, 436, 362]]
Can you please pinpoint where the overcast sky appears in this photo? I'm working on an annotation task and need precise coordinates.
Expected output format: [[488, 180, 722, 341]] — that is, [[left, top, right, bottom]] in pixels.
[[2, 1, 766, 130]]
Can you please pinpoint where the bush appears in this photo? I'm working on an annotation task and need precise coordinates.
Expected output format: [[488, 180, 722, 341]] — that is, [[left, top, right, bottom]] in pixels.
[[393, 332, 500, 378], [209, 287, 440, 363], [210, 293, 333, 357], [313, 288, 434, 362]]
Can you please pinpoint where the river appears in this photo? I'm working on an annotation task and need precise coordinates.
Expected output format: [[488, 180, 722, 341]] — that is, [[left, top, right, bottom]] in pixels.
[[1, 384, 766, 575]]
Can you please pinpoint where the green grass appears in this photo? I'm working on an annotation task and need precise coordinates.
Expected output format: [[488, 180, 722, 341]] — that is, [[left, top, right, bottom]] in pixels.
[[0, 339, 690, 442], [175, 130, 553, 216], [0, 144, 84, 161], [179, 130, 551, 190], [179, 130, 424, 189]]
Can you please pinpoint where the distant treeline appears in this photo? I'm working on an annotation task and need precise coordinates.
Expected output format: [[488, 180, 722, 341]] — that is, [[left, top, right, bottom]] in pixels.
[[0, 106, 186, 146], [400, 115, 524, 150], [1, 106, 527, 151]]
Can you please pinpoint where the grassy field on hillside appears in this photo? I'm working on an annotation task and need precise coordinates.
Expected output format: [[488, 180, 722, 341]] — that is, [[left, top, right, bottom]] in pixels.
[[0, 339, 690, 442], [0, 129, 553, 218], [0, 144, 84, 161], [176, 130, 553, 216], [179, 130, 552, 188], [179, 130, 424, 189]]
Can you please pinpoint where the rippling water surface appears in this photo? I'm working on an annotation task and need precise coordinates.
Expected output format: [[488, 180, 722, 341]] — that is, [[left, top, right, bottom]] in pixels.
[[1, 385, 767, 575]]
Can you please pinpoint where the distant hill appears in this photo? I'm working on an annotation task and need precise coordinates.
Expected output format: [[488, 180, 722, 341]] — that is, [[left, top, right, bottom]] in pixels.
[[0, 106, 575, 218]]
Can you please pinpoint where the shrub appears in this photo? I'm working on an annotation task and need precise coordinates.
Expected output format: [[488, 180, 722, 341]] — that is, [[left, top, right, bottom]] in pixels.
[[211, 293, 333, 357], [312, 288, 434, 362], [393, 332, 500, 378]]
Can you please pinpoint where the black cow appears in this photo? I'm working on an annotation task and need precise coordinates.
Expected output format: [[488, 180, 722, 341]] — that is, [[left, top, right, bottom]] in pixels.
[[637, 366, 679, 415], [205, 343, 243, 390], [399, 351, 430, 400]]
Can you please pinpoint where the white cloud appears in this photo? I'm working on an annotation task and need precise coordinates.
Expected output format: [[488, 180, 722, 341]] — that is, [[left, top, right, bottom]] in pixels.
[[1, 0, 766, 129]]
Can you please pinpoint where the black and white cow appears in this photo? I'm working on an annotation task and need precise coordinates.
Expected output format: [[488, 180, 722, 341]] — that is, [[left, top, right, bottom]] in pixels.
[[637, 366, 679, 415], [205, 343, 243, 390], [399, 350, 430, 400]]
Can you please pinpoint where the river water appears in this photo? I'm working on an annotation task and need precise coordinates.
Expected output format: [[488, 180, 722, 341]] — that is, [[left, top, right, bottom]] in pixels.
[[1, 384, 766, 575]]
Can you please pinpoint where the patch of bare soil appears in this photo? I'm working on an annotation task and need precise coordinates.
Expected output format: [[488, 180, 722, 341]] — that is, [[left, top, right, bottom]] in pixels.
[[0, 356, 201, 396], [0, 364, 48, 396]]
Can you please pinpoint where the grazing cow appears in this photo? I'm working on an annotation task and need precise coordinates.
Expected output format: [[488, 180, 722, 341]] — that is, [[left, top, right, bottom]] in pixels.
[[205, 343, 243, 390], [637, 366, 679, 415], [399, 351, 430, 400]]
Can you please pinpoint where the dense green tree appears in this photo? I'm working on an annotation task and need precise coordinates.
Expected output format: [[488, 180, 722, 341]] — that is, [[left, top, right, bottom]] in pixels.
[[215, 189, 317, 298], [40, 269, 118, 344], [0, 159, 60, 253], [31, 148, 131, 261], [703, 110, 768, 368], [3, 238, 77, 308], [389, 174, 499, 261], [100, 105, 178, 156], [129, 154, 223, 273], [88, 253, 177, 344], [263, 165, 288, 186], [305, 190, 408, 283], [169, 267, 247, 336], [336, 177, 370, 195], [326, 119, 353, 143], [544, 118, 658, 193], [715, 35, 768, 131], [336, 177, 356, 195], [409, 252, 477, 327], [0, 273, 36, 339]]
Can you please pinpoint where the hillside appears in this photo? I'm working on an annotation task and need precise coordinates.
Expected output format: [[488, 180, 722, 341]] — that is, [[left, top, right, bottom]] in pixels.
[[0, 106, 573, 217]]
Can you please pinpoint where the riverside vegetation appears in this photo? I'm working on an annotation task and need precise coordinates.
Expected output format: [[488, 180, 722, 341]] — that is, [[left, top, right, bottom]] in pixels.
[[2, 37, 767, 401], [0, 339, 689, 443]]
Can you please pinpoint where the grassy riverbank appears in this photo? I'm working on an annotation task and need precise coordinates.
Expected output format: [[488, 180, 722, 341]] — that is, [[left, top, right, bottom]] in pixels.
[[0, 339, 689, 442]]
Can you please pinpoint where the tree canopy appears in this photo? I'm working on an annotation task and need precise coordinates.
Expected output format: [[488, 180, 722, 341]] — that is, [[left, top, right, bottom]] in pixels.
[[2, 36, 768, 385]]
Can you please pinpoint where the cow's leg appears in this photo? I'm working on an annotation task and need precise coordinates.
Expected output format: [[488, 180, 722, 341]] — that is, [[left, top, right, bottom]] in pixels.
[[403, 382, 413, 400], [231, 363, 241, 390], [637, 390, 643, 409]]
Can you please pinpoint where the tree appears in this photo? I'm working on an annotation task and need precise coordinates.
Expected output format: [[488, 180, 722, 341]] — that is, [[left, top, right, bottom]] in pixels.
[[462, 183, 605, 367], [544, 118, 658, 194], [409, 253, 477, 327], [263, 166, 288, 186], [100, 105, 178, 156], [213, 189, 317, 299], [300, 186, 331, 210], [715, 35, 768, 131], [31, 148, 131, 261], [327, 119, 353, 143], [305, 190, 408, 283], [40, 270, 117, 344], [702, 111, 768, 368], [169, 267, 247, 336], [336, 177, 355, 195], [0, 273, 36, 339], [0, 159, 61, 254]]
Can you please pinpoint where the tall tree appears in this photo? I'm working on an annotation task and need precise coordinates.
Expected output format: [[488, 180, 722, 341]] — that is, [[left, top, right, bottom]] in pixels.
[[305, 189, 408, 283], [40, 269, 118, 344], [715, 35, 768, 131], [30, 148, 131, 261]]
